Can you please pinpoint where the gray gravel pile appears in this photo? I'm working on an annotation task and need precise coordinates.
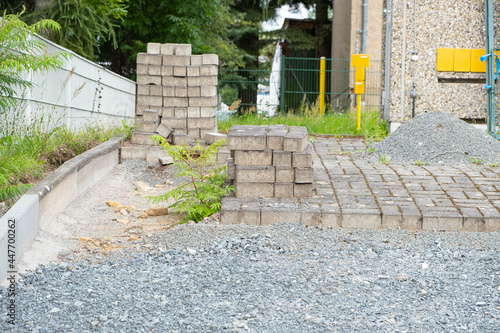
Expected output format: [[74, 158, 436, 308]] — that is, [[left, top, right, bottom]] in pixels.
[[370, 111, 500, 165], [2, 224, 500, 332]]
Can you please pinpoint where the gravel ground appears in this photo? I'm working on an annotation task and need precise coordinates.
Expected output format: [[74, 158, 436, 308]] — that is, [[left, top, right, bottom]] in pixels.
[[2, 224, 500, 332], [369, 111, 500, 165]]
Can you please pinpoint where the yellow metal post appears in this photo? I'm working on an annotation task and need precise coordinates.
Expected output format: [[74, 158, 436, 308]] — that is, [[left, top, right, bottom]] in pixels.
[[356, 94, 362, 131], [319, 57, 326, 115]]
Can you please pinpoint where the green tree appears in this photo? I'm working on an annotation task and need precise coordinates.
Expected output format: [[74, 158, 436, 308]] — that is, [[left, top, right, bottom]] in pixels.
[[0, 9, 67, 114], [27, 0, 127, 60]]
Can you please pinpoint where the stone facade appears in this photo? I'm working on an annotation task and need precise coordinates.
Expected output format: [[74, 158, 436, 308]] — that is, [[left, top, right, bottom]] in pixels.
[[132, 43, 218, 145], [227, 125, 313, 199]]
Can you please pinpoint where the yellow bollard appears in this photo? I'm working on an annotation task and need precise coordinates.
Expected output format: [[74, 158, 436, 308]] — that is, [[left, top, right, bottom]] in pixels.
[[356, 94, 362, 132], [319, 57, 326, 115]]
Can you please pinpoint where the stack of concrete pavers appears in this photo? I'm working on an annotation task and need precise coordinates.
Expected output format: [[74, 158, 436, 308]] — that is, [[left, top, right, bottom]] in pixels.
[[227, 125, 313, 198], [132, 42, 218, 146]]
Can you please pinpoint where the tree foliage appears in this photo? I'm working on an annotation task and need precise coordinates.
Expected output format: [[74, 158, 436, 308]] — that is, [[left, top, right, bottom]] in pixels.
[[0, 9, 68, 114]]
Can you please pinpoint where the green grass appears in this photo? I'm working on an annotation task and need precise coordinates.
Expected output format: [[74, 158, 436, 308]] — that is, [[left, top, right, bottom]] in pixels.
[[218, 110, 387, 140], [0, 121, 132, 206]]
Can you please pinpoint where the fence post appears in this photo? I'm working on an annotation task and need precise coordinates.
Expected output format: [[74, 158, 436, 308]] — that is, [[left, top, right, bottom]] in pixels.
[[281, 56, 285, 115], [319, 57, 326, 115]]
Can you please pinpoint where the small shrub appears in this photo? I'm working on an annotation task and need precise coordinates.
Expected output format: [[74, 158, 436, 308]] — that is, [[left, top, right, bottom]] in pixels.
[[148, 136, 233, 222], [488, 162, 499, 167], [412, 160, 428, 166], [379, 154, 391, 165], [470, 157, 483, 165]]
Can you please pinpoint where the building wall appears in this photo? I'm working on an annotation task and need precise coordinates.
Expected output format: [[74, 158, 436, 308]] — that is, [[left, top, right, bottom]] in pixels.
[[388, 0, 486, 124]]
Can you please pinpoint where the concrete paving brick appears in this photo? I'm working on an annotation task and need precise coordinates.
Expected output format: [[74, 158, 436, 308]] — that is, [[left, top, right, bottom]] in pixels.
[[341, 213, 381, 229], [160, 43, 176, 55], [162, 86, 175, 97], [236, 166, 275, 183], [266, 129, 287, 150], [161, 107, 174, 118], [283, 126, 308, 152], [161, 66, 174, 76], [188, 128, 200, 139], [294, 183, 312, 198], [239, 207, 261, 225], [149, 85, 162, 96], [163, 97, 188, 108], [200, 107, 217, 118], [235, 182, 274, 198], [190, 55, 203, 66], [172, 133, 190, 145], [188, 96, 217, 107], [173, 66, 187, 77], [174, 107, 187, 118], [301, 205, 321, 226], [234, 150, 272, 166], [217, 149, 230, 164], [187, 117, 215, 129], [174, 44, 192, 55], [201, 86, 217, 97], [484, 218, 500, 231], [120, 146, 149, 160], [142, 109, 159, 122], [175, 87, 187, 97], [205, 132, 227, 145], [137, 85, 150, 95], [162, 117, 186, 129], [228, 128, 267, 151], [137, 53, 162, 65], [137, 64, 148, 75], [227, 160, 236, 180], [148, 65, 161, 76], [163, 55, 190, 66], [187, 87, 200, 97], [292, 144, 313, 168], [139, 122, 158, 133], [162, 76, 187, 87], [200, 65, 217, 76], [261, 207, 301, 225], [156, 122, 173, 139], [273, 151, 292, 167], [274, 183, 294, 198], [294, 167, 314, 183], [463, 217, 486, 232], [188, 76, 218, 87], [131, 132, 156, 145], [187, 107, 200, 118], [137, 75, 161, 86], [275, 167, 294, 183], [202, 54, 219, 65]]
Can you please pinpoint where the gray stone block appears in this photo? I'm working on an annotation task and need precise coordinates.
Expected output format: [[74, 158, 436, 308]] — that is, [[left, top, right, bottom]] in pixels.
[[161, 107, 174, 118], [190, 55, 203, 66], [161, 66, 173, 76], [156, 122, 173, 139], [187, 67, 200, 77], [137, 53, 162, 65], [172, 133, 190, 145], [261, 206, 301, 225], [235, 182, 274, 198], [201, 86, 217, 97], [136, 75, 161, 86], [162, 117, 186, 129], [200, 107, 217, 117], [188, 96, 217, 107], [187, 117, 215, 129], [137, 85, 149, 95], [342, 213, 382, 229], [283, 126, 308, 152], [148, 65, 161, 76], [174, 108, 187, 118], [139, 122, 158, 133], [275, 167, 294, 183], [162, 86, 175, 97], [220, 201, 239, 225], [187, 107, 200, 118], [205, 132, 227, 145], [160, 43, 176, 55], [163, 97, 188, 107], [137, 95, 162, 107], [273, 150, 292, 167], [294, 167, 314, 183], [162, 76, 187, 87], [227, 126, 267, 151], [174, 44, 192, 56], [292, 144, 313, 168], [301, 205, 321, 226], [202, 54, 219, 65], [200, 65, 218, 76], [120, 146, 148, 160], [217, 149, 230, 164], [188, 128, 200, 139], [267, 129, 287, 150], [149, 85, 162, 96], [131, 132, 156, 145], [236, 166, 275, 183], [293, 183, 313, 198], [234, 150, 272, 166], [143, 109, 160, 122], [188, 87, 200, 97], [173, 66, 187, 77], [162, 55, 190, 66], [274, 183, 294, 198], [137, 64, 148, 75], [188, 76, 218, 87]]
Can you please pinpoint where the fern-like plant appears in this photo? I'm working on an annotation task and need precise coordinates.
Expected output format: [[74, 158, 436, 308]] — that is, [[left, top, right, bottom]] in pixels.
[[148, 136, 233, 223]]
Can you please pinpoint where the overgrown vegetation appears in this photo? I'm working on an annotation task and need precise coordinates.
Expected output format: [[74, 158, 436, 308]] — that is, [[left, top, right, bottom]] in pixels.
[[218, 109, 387, 140], [148, 137, 233, 223]]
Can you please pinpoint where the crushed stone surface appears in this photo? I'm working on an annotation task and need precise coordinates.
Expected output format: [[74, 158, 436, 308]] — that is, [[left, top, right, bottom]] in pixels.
[[369, 111, 500, 165]]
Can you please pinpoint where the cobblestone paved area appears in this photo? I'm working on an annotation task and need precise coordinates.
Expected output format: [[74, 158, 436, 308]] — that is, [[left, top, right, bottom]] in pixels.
[[221, 137, 500, 231]]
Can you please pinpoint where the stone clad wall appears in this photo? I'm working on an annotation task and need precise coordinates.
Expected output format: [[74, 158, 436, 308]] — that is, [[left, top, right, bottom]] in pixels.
[[389, 0, 486, 124], [132, 43, 218, 145]]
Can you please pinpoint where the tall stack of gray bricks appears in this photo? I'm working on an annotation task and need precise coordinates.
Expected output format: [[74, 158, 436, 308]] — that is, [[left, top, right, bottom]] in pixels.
[[132, 42, 218, 146], [227, 125, 313, 198]]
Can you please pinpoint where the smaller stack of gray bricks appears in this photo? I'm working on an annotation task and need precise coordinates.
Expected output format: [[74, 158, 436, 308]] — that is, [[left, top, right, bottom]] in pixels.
[[132, 42, 218, 146], [226, 125, 313, 198]]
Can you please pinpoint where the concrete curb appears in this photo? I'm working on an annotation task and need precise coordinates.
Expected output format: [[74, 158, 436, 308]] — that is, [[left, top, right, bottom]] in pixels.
[[0, 136, 122, 281]]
